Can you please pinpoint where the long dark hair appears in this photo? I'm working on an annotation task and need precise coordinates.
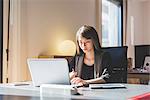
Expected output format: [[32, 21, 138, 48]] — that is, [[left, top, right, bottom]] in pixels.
[[76, 25, 101, 55]]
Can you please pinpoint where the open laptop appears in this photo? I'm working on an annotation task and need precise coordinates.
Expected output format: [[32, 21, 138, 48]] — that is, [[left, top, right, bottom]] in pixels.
[[27, 58, 70, 86]]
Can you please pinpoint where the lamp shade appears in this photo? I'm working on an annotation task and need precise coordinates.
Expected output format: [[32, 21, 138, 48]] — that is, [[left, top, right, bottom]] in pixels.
[[58, 40, 76, 56]]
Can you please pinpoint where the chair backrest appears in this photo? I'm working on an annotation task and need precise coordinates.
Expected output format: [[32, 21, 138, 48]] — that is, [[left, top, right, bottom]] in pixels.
[[102, 46, 128, 83]]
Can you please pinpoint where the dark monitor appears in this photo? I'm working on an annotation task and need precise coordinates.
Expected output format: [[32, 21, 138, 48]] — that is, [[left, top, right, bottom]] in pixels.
[[135, 45, 150, 68]]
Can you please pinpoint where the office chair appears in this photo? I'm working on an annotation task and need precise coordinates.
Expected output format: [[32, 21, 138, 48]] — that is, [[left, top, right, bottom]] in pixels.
[[102, 46, 128, 83]]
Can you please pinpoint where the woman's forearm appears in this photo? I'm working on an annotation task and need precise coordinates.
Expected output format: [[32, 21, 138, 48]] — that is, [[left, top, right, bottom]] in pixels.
[[85, 77, 106, 84]]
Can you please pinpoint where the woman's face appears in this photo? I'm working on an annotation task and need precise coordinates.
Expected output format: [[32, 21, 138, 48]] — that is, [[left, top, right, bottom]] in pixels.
[[78, 36, 94, 53]]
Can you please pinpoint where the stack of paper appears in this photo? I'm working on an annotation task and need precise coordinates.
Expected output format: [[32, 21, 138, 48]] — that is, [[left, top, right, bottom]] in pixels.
[[40, 84, 75, 97]]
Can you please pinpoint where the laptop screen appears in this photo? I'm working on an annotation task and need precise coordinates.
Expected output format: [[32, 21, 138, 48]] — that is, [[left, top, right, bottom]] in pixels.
[[27, 58, 70, 86]]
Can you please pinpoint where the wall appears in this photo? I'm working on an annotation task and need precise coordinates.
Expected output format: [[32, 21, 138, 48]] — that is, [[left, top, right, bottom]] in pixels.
[[26, 0, 96, 58], [144, 1, 150, 43]]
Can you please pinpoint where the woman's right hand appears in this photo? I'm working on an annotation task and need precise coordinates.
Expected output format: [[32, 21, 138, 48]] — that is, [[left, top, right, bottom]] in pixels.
[[70, 77, 87, 86], [69, 69, 77, 80]]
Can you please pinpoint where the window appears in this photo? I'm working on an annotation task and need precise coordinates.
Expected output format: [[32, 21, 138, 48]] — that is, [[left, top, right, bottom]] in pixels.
[[102, 0, 123, 47]]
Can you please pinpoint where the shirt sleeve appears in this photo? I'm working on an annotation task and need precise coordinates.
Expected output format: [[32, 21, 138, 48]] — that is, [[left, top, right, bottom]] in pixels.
[[101, 52, 112, 83], [68, 56, 75, 72]]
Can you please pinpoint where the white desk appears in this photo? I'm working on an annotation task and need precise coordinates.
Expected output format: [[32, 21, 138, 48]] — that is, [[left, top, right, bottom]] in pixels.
[[0, 83, 150, 100]]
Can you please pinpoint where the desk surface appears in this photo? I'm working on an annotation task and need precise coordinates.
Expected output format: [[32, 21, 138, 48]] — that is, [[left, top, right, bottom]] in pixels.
[[0, 83, 150, 100]]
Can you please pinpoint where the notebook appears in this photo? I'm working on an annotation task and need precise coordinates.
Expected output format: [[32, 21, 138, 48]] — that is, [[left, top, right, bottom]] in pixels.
[[89, 84, 126, 89], [27, 58, 70, 86]]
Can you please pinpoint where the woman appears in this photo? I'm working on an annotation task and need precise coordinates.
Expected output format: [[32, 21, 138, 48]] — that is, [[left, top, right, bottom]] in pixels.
[[69, 25, 112, 86]]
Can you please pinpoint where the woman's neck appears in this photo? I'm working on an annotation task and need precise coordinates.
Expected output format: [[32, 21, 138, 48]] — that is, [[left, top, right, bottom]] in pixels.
[[84, 49, 94, 66], [85, 49, 94, 60], [85, 53, 94, 60], [84, 50, 94, 66]]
